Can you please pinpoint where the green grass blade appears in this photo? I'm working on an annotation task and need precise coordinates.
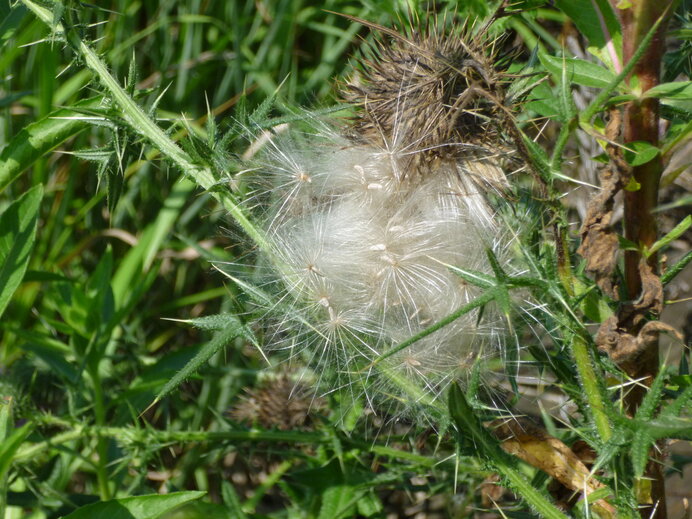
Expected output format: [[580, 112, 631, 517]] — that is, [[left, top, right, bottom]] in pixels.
[[0, 97, 102, 192], [0, 397, 33, 518], [142, 177, 195, 270], [0, 184, 43, 318], [221, 481, 248, 519]]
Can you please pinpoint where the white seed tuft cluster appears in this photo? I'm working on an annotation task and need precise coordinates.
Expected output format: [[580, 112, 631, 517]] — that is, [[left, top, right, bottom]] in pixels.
[[247, 122, 512, 413]]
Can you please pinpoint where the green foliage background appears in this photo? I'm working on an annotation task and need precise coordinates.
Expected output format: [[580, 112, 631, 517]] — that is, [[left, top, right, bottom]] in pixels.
[[0, 0, 690, 518]]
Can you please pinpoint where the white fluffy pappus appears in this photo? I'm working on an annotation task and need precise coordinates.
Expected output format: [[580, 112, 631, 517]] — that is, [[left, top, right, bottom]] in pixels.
[[243, 119, 518, 418]]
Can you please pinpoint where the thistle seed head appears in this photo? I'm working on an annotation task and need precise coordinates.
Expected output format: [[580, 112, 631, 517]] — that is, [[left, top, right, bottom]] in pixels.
[[230, 375, 325, 431], [239, 12, 525, 419], [344, 17, 508, 183]]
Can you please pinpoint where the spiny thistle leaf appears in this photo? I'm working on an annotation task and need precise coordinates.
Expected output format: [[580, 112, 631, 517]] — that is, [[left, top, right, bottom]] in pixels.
[[638, 415, 692, 440], [662, 383, 692, 417], [630, 429, 654, 478], [163, 313, 250, 332], [635, 367, 669, 422], [149, 316, 258, 408], [448, 385, 569, 519], [589, 430, 631, 475]]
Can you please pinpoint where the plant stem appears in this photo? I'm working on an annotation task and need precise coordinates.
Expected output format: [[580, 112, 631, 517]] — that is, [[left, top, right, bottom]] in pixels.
[[571, 335, 613, 443], [89, 367, 111, 501], [617, 0, 672, 299], [20, 0, 271, 256], [449, 385, 569, 519], [13, 425, 438, 467], [610, 2, 677, 517]]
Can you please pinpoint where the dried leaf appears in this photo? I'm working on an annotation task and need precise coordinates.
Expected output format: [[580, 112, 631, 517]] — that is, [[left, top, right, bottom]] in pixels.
[[577, 111, 632, 299], [577, 166, 628, 298], [492, 419, 616, 517], [597, 316, 681, 369], [596, 256, 680, 371]]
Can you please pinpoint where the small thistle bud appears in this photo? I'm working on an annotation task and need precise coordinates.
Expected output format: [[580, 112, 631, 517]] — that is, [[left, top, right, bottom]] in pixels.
[[243, 14, 522, 418], [230, 374, 325, 431]]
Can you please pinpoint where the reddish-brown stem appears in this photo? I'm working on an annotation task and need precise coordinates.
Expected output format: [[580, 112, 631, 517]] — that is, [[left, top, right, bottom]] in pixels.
[[619, 1, 669, 299], [611, 2, 675, 518]]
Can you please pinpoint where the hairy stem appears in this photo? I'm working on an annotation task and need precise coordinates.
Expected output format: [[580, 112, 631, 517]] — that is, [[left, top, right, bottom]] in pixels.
[[617, 1, 671, 297], [13, 424, 438, 467], [20, 0, 271, 256], [571, 335, 613, 443]]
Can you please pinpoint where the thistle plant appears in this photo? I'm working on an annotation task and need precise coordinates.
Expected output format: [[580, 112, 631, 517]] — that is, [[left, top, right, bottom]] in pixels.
[[243, 18, 522, 416]]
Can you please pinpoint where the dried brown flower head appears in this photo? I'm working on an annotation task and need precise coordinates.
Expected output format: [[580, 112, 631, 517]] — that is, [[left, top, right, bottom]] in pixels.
[[230, 375, 325, 431], [343, 15, 508, 184]]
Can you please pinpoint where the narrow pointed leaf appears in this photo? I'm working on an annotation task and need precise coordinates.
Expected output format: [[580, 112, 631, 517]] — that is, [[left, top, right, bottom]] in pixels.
[[60, 491, 205, 519], [635, 368, 668, 421], [554, 0, 621, 69], [539, 53, 616, 88], [0, 97, 102, 192], [661, 250, 692, 285], [0, 184, 43, 318], [151, 316, 256, 406], [647, 215, 691, 257], [643, 81, 692, 99], [630, 430, 653, 478], [638, 415, 692, 440]]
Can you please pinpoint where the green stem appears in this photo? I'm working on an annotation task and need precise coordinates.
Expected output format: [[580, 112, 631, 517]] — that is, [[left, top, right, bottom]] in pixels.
[[571, 335, 613, 443], [376, 358, 448, 419], [20, 0, 271, 256], [89, 367, 111, 501], [14, 425, 437, 466], [370, 291, 494, 368], [550, 118, 577, 171], [449, 385, 569, 519]]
